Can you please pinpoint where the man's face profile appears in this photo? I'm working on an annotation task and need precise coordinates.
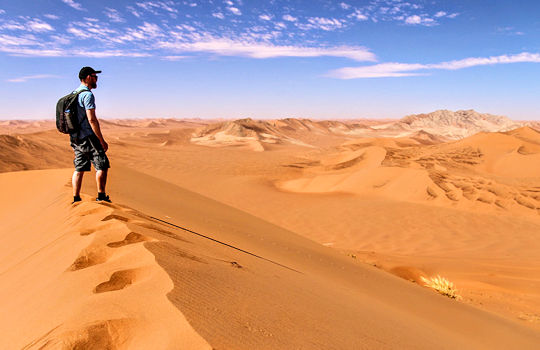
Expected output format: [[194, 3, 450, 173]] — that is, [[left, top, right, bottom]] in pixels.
[[84, 74, 98, 89]]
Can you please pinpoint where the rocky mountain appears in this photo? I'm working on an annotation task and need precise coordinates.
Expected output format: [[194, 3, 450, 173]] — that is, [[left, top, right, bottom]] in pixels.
[[391, 109, 523, 139]]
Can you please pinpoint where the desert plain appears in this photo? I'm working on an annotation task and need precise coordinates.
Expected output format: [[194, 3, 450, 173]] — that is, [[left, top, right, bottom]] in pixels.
[[1, 109, 540, 349]]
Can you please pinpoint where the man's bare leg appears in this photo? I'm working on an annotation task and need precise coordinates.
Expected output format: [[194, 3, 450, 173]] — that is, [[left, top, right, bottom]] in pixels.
[[96, 169, 108, 194], [72, 170, 84, 197]]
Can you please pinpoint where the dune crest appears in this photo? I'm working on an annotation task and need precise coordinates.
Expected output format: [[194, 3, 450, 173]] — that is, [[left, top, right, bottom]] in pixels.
[[0, 170, 210, 350]]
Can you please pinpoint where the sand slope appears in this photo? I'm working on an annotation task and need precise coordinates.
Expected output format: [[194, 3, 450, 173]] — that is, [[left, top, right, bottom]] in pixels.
[[71, 165, 540, 349], [0, 169, 210, 349], [111, 126, 540, 331], [2, 168, 540, 348]]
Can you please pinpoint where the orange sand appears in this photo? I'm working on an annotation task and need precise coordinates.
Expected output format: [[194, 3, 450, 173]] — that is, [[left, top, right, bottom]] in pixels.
[[1, 118, 540, 348]]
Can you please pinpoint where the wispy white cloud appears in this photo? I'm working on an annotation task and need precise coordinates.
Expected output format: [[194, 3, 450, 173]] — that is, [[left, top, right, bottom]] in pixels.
[[349, 9, 368, 21], [0, 21, 25, 31], [328, 63, 425, 78], [0, 33, 40, 47], [0, 9, 7, 15], [158, 36, 375, 61], [327, 52, 540, 79], [50, 34, 71, 45], [283, 14, 297, 22], [27, 19, 54, 32], [0, 18, 54, 33], [212, 12, 225, 19], [104, 8, 125, 23], [66, 26, 89, 38], [43, 14, 60, 20], [177, 24, 196, 32], [227, 7, 241, 16], [109, 22, 164, 42], [0, 36, 153, 57], [497, 26, 525, 36], [127, 6, 142, 18], [7, 74, 60, 83], [345, 1, 455, 26], [61, 0, 84, 11], [259, 14, 272, 21], [431, 53, 540, 70], [404, 15, 435, 26], [136, 1, 178, 15], [340, 3, 351, 10], [161, 55, 188, 61], [2, 47, 66, 56], [71, 49, 151, 58], [67, 20, 116, 39], [300, 17, 344, 31]]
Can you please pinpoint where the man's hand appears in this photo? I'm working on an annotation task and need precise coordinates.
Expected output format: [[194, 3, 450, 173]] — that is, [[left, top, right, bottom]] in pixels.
[[86, 108, 108, 152], [101, 140, 109, 152]]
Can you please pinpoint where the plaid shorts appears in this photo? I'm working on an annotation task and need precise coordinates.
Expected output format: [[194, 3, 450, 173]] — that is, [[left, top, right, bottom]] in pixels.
[[70, 134, 110, 172]]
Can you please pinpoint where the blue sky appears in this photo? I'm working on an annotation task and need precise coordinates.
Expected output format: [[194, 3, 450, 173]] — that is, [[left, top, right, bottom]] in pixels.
[[0, 0, 539, 120]]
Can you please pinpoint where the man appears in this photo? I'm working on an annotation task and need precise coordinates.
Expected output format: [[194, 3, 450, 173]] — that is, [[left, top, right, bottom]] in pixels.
[[70, 66, 111, 203]]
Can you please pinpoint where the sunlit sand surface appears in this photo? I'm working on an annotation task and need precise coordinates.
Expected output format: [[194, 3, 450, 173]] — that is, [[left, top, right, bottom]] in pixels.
[[1, 112, 540, 348]]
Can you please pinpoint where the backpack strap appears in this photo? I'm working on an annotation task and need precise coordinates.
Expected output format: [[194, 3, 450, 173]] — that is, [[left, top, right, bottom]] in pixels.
[[73, 89, 91, 95]]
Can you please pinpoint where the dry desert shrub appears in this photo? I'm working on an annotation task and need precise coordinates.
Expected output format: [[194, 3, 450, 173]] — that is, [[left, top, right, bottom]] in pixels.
[[421, 275, 462, 300]]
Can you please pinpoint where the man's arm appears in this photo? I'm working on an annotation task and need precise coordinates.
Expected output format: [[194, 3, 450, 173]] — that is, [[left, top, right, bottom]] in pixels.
[[86, 108, 108, 152]]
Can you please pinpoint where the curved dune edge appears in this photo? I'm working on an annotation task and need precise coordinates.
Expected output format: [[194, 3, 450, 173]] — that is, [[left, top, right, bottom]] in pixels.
[[275, 131, 540, 216], [0, 169, 210, 350]]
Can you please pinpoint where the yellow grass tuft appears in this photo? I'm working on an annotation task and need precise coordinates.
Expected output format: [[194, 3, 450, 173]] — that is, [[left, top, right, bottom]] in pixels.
[[421, 275, 462, 300]]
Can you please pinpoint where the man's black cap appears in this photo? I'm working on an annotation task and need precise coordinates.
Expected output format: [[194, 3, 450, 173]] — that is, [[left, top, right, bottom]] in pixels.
[[79, 66, 102, 80]]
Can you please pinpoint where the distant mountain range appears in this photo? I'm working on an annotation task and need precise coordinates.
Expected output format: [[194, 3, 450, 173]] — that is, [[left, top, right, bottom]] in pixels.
[[339, 109, 539, 140], [2, 110, 538, 144], [379, 109, 525, 139], [190, 110, 539, 149]]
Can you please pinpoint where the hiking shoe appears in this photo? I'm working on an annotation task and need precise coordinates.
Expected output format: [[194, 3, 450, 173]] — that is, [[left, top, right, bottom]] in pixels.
[[96, 195, 111, 203], [72, 195, 82, 204]]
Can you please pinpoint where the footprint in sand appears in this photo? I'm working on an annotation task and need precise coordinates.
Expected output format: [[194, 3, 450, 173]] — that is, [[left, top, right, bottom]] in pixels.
[[101, 214, 130, 222], [29, 319, 132, 349], [79, 206, 112, 216], [69, 247, 111, 271], [107, 232, 149, 248], [94, 269, 138, 293], [79, 229, 95, 236]]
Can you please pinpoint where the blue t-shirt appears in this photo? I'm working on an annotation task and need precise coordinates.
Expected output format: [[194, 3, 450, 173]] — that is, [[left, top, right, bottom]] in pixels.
[[72, 84, 95, 139]]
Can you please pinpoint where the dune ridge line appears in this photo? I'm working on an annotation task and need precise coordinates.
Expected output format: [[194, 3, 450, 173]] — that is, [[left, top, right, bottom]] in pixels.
[[0, 169, 210, 350]]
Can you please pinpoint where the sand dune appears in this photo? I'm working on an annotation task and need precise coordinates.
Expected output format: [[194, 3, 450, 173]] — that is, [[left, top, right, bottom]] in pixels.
[[2, 116, 540, 348], [278, 127, 540, 215], [191, 118, 316, 151], [0, 169, 210, 349], [2, 167, 540, 349], [0, 130, 71, 172]]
